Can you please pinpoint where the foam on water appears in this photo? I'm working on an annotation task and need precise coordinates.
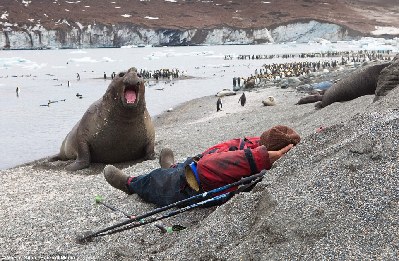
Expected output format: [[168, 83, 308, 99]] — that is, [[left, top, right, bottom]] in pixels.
[[67, 57, 100, 63], [70, 50, 88, 54]]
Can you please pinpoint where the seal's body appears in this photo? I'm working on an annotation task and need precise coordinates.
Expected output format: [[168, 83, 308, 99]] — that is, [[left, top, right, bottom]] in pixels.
[[374, 55, 399, 101], [51, 68, 155, 171], [262, 96, 276, 106], [320, 62, 390, 108], [296, 94, 323, 105], [216, 89, 236, 97]]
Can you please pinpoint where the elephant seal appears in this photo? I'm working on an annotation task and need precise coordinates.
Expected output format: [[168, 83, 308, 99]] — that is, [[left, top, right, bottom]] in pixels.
[[262, 96, 276, 106], [320, 62, 390, 108], [216, 89, 236, 97], [374, 54, 398, 101], [296, 94, 323, 105], [50, 67, 155, 171]]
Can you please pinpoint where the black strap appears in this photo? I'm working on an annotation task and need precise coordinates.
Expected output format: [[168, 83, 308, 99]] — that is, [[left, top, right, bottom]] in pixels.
[[228, 146, 238, 151], [244, 148, 258, 174], [243, 137, 254, 144], [239, 139, 246, 150]]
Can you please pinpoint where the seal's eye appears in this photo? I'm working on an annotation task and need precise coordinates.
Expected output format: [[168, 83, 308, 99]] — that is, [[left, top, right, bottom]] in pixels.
[[119, 72, 125, 77]]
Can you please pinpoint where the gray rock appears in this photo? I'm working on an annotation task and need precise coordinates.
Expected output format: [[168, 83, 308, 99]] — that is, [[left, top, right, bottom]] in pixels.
[[287, 77, 302, 87], [296, 84, 313, 92]]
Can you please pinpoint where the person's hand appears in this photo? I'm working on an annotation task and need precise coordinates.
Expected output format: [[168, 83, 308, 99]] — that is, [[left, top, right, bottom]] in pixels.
[[268, 144, 294, 165]]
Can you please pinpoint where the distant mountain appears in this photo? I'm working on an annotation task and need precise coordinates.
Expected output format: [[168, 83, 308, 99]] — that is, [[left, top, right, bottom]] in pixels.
[[0, 0, 398, 49]]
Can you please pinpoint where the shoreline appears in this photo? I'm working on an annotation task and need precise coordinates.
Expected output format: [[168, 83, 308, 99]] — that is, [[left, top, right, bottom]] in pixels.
[[1, 62, 364, 170]]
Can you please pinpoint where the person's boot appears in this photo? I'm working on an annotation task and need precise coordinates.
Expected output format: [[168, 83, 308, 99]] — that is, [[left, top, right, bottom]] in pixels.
[[103, 165, 131, 194], [159, 148, 175, 168]]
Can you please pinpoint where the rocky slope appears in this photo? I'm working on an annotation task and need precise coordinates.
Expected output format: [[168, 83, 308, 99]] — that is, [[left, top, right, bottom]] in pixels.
[[0, 59, 398, 260], [1, 0, 398, 49]]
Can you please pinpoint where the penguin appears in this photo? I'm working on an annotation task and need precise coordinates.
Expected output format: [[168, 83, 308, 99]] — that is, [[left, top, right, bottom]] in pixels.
[[216, 97, 223, 112], [238, 92, 246, 106]]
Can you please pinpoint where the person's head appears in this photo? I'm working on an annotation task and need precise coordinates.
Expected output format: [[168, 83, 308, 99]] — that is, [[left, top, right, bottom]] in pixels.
[[260, 125, 300, 151]]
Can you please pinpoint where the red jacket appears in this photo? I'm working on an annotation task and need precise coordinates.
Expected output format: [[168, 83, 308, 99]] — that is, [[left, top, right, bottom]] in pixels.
[[196, 137, 271, 191], [201, 136, 261, 154]]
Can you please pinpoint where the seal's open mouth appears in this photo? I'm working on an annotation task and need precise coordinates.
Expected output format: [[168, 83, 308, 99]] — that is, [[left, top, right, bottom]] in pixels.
[[121, 69, 143, 107], [125, 87, 137, 104], [123, 84, 140, 106]]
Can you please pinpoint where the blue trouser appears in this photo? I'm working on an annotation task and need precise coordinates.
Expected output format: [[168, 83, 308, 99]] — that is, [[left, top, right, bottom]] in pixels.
[[128, 158, 199, 207]]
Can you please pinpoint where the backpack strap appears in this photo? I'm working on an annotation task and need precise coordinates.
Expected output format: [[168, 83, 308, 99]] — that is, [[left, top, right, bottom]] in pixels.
[[184, 161, 203, 192], [189, 162, 201, 187], [244, 148, 259, 175], [240, 137, 256, 150], [239, 139, 246, 150], [243, 137, 254, 144]]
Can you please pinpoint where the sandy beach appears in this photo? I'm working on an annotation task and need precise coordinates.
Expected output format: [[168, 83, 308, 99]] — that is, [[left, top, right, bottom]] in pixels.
[[0, 61, 398, 260]]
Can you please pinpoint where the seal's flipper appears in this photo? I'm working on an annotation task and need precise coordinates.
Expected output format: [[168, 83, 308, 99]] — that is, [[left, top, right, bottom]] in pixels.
[[66, 142, 91, 171], [48, 154, 62, 162]]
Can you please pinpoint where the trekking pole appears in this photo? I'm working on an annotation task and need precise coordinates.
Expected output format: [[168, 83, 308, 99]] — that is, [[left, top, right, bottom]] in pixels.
[[95, 195, 181, 232], [95, 195, 133, 219], [94, 175, 266, 238], [77, 170, 266, 243], [78, 190, 233, 243]]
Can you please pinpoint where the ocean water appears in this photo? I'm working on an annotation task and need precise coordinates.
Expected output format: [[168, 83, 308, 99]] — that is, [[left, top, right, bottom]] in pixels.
[[0, 39, 397, 169]]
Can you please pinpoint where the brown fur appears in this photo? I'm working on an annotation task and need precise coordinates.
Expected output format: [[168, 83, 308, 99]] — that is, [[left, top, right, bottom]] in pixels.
[[296, 94, 323, 105], [320, 62, 390, 108], [374, 55, 398, 101], [262, 96, 276, 106], [50, 68, 155, 171]]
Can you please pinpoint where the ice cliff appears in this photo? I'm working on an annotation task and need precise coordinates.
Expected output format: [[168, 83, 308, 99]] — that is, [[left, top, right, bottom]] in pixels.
[[0, 20, 358, 50]]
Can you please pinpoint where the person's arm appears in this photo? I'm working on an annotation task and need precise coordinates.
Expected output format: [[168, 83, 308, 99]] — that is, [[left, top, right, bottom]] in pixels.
[[268, 144, 293, 164]]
